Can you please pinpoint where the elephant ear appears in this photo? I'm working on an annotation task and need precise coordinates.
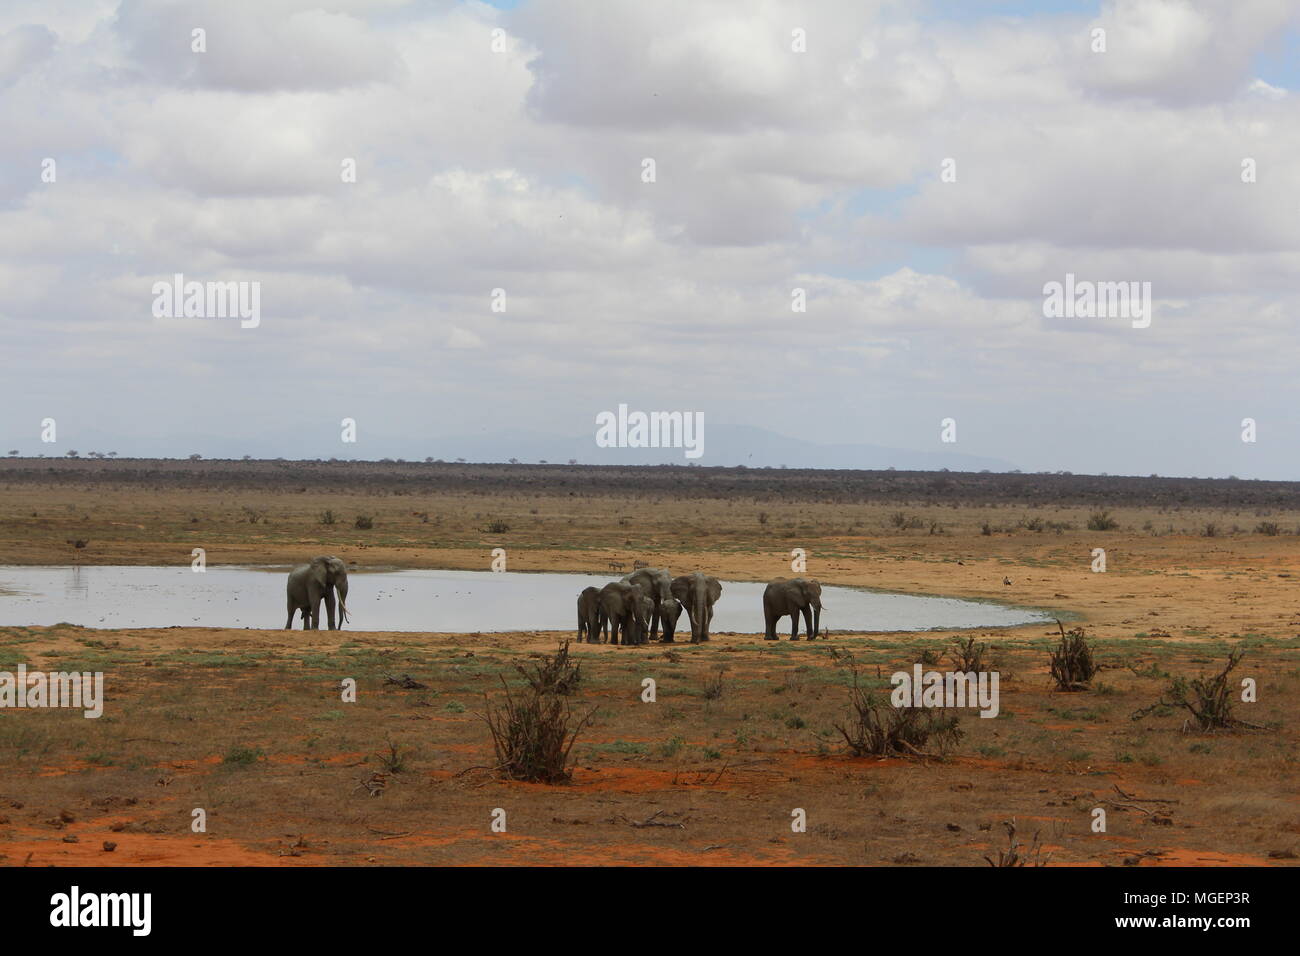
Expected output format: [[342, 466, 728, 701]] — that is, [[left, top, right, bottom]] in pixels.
[[670, 576, 691, 603], [706, 576, 722, 602]]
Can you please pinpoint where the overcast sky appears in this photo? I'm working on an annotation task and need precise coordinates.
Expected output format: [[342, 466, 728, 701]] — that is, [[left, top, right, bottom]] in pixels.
[[3, 0, 1300, 477]]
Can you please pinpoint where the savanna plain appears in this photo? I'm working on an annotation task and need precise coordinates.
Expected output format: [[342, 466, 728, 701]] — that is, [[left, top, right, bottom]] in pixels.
[[0, 459, 1296, 867]]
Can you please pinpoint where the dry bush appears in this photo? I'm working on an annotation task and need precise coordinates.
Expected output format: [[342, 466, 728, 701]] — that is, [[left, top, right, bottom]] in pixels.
[[948, 636, 989, 672], [1049, 621, 1097, 691], [983, 819, 1051, 867], [834, 672, 962, 757], [703, 665, 726, 700], [478, 678, 595, 783], [514, 641, 582, 696], [1132, 650, 1261, 732], [372, 739, 411, 774]]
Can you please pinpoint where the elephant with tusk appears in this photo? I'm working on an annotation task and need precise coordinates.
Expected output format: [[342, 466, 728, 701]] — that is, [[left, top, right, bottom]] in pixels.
[[597, 581, 653, 646], [285, 555, 350, 630], [621, 567, 680, 642], [670, 572, 722, 643], [762, 577, 823, 640]]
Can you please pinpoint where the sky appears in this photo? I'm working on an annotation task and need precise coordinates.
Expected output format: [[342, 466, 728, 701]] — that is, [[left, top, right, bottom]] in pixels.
[[2, 0, 1300, 477]]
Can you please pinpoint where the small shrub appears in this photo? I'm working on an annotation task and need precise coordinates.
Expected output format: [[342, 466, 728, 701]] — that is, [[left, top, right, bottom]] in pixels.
[[478, 678, 596, 783], [948, 636, 989, 672], [834, 672, 962, 757], [657, 736, 686, 758], [703, 666, 726, 701], [1087, 510, 1118, 531], [1049, 621, 1098, 691], [222, 746, 264, 767], [515, 642, 582, 696], [319, 509, 336, 525], [373, 739, 411, 774], [354, 515, 374, 530], [1131, 650, 1260, 732], [1255, 521, 1280, 536], [983, 819, 1051, 867], [484, 519, 510, 534]]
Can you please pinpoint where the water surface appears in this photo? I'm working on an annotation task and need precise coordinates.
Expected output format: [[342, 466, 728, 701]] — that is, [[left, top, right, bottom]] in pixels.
[[0, 566, 1052, 633]]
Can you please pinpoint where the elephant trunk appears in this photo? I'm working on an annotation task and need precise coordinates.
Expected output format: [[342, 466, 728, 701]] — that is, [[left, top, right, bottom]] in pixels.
[[337, 581, 349, 625], [813, 602, 821, 639], [695, 590, 705, 641]]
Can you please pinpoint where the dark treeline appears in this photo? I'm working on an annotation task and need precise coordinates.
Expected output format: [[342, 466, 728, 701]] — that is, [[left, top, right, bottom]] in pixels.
[[0, 457, 1296, 509]]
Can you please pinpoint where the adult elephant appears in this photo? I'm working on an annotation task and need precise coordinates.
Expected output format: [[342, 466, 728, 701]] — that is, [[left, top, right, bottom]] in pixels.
[[763, 577, 823, 641], [598, 581, 652, 646], [671, 572, 722, 643], [622, 567, 679, 642], [577, 586, 602, 643], [285, 555, 350, 630]]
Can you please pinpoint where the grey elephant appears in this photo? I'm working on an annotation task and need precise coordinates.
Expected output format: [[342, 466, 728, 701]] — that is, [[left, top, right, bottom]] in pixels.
[[670, 572, 722, 643], [621, 567, 680, 641], [763, 577, 823, 640], [598, 581, 652, 646], [285, 555, 350, 630], [577, 586, 602, 643]]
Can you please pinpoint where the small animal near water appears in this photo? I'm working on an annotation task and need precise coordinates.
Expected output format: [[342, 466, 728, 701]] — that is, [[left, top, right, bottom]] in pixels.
[[285, 555, 350, 630]]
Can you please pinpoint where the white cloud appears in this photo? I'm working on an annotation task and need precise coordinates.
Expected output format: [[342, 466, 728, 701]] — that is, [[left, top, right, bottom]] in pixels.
[[1, 0, 1299, 477]]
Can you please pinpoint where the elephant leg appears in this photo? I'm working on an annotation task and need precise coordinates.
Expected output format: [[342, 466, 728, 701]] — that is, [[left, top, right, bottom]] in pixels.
[[324, 589, 337, 630], [649, 607, 660, 641], [285, 600, 295, 630], [764, 604, 778, 640], [802, 606, 815, 640], [790, 610, 800, 641]]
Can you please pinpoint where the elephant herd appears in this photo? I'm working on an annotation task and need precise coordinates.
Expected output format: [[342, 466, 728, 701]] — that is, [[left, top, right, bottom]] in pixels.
[[280, 555, 826, 643], [577, 569, 826, 645]]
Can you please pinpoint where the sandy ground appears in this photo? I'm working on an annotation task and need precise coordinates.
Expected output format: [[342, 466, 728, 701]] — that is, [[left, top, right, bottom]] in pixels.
[[0, 468, 1296, 866]]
